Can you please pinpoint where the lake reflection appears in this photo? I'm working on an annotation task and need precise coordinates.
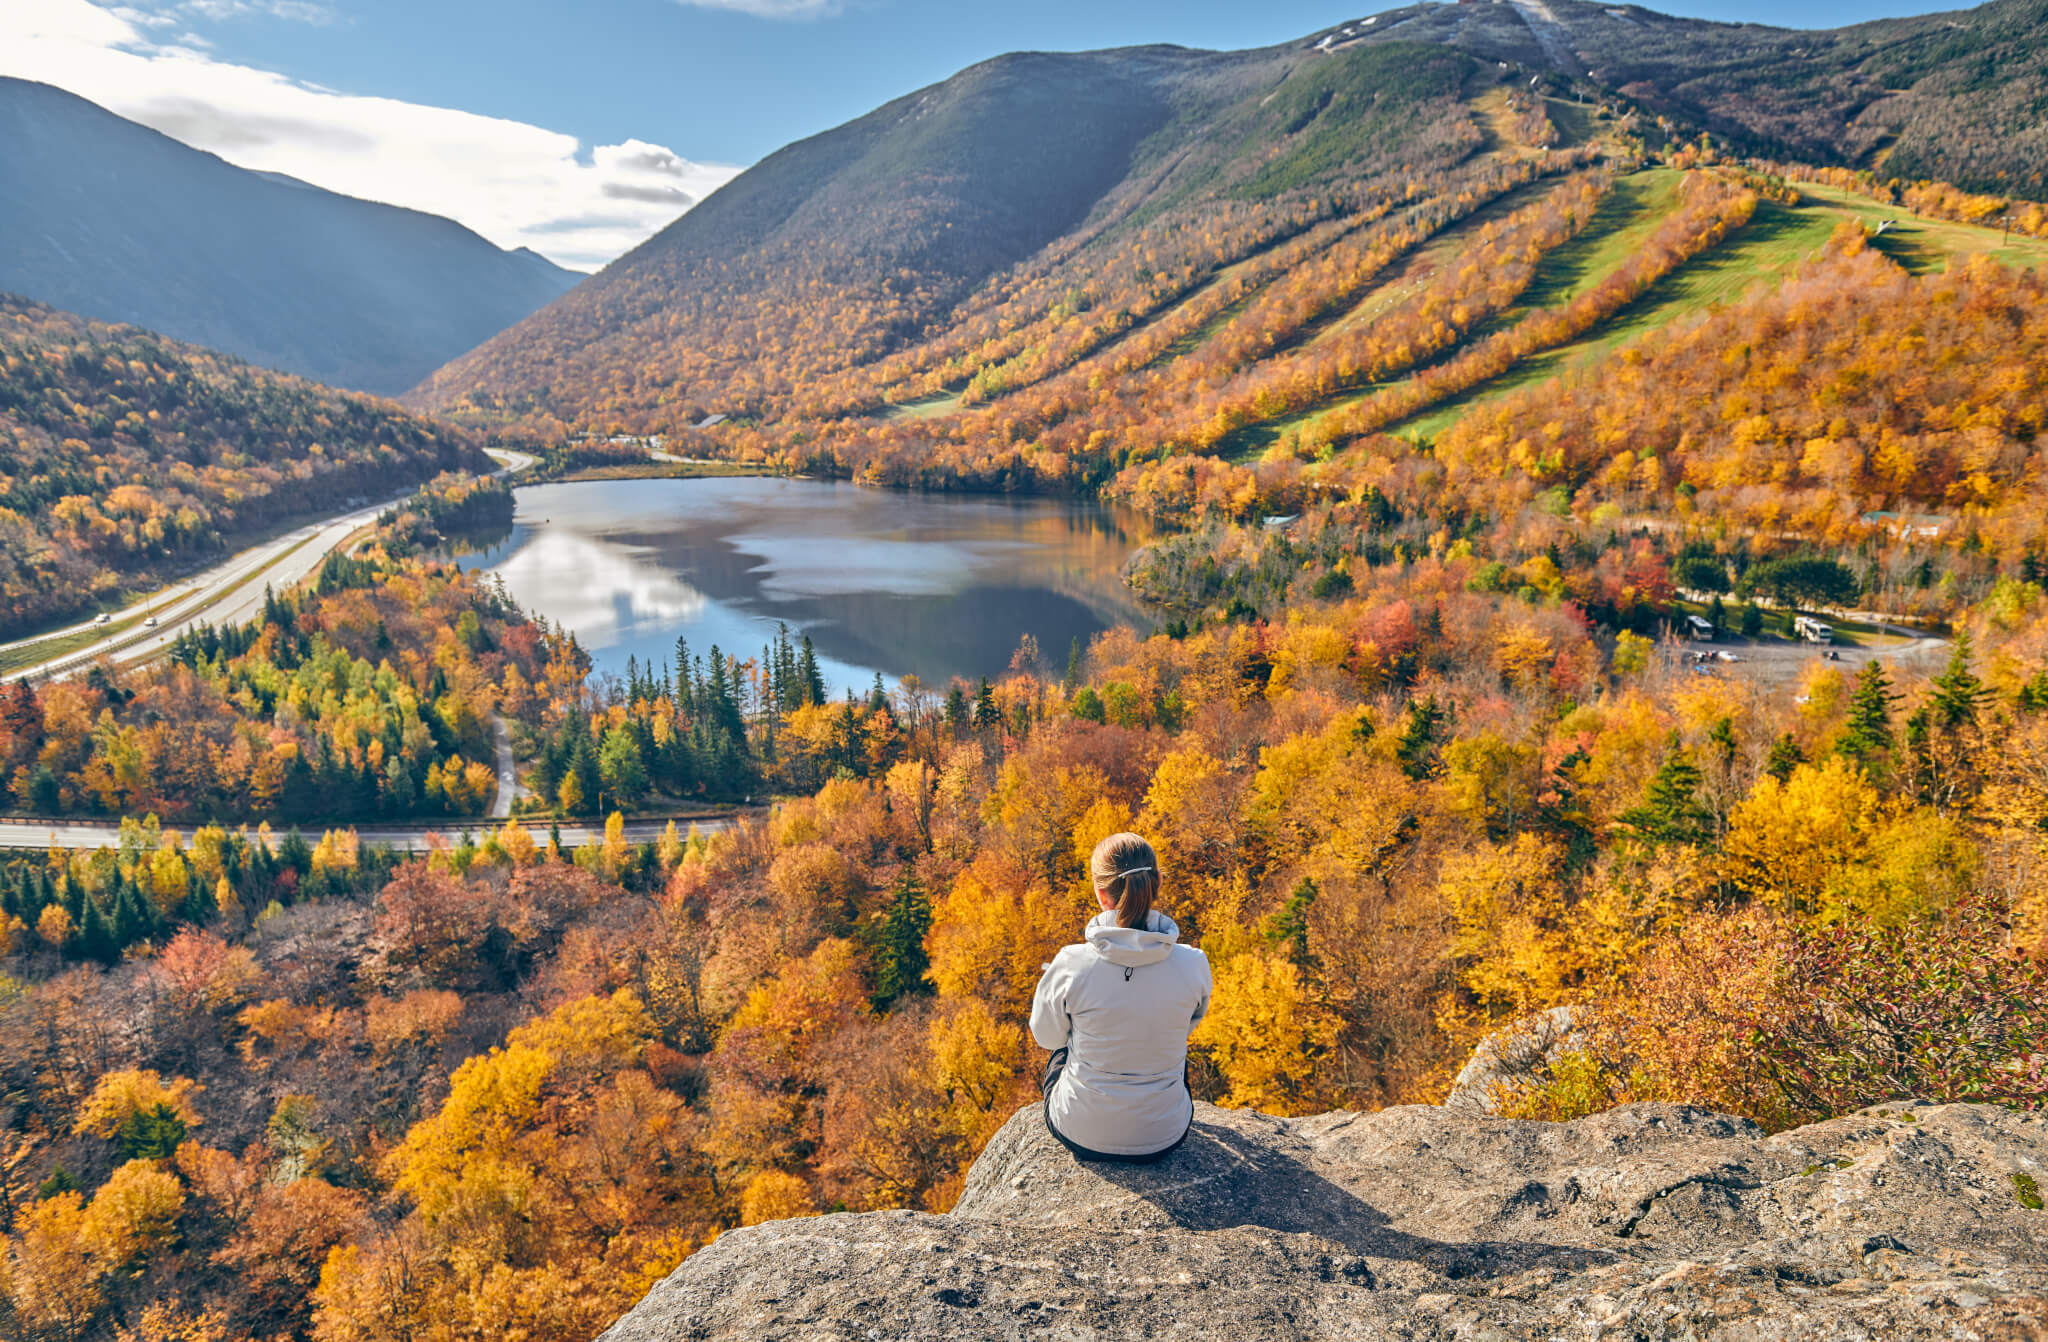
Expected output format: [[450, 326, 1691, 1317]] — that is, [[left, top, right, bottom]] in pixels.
[[454, 477, 1152, 695]]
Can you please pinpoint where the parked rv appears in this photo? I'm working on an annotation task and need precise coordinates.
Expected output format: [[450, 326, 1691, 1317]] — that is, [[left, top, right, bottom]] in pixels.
[[1793, 615, 1834, 644]]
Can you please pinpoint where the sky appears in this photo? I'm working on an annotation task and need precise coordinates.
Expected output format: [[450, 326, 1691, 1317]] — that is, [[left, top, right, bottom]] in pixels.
[[1, 0, 1952, 272]]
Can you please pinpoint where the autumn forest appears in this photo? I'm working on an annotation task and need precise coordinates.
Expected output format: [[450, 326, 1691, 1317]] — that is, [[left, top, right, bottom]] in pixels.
[[3, 18, 2048, 1342]]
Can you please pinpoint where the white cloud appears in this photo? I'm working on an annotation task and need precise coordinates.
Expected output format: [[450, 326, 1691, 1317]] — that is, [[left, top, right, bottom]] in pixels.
[[0, 0, 742, 271], [675, 0, 843, 18]]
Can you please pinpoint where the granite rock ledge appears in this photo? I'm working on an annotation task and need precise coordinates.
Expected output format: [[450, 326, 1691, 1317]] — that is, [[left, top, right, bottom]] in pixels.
[[601, 1099, 2048, 1340]]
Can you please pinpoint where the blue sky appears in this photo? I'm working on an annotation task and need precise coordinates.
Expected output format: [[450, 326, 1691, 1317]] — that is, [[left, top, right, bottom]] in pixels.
[[3, 0, 1951, 269], [162, 0, 1952, 163]]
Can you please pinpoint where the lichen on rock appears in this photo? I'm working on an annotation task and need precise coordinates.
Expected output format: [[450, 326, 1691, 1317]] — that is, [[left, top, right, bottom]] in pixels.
[[602, 1098, 2048, 1340]]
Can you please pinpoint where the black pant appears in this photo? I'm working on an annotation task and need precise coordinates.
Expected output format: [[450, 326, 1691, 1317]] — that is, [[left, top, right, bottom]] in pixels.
[[1039, 1048, 1193, 1165]]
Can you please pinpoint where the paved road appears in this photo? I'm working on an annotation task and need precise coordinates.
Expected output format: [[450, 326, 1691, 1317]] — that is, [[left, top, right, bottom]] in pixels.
[[0, 813, 731, 854], [489, 714, 520, 819], [3, 449, 536, 684]]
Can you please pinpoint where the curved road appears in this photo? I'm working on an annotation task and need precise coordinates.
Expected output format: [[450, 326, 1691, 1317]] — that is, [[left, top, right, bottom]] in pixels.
[[3, 449, 536, 684], [0, 813, 733, 854], [0, 449, 742, 852]]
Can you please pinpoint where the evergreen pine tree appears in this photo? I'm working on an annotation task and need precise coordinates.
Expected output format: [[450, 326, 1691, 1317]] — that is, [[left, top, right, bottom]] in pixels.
[[1764, 732, 1805, 782], [799, 636, 826, 708], [972, 678, 1000, 732], [1396, 695, 1448, 779], [1619, 735, 1711, 845], [944, 686, 969, 736], [1707, 716, 1737, 767], [76, 896, 120, 966], [1837, 659, 1897, 769], [112, 878, 150, 949], [1065, 638, 1082, 693], [1264, 878, 1318, 970], [874, 870, 932, 1009], [1928, 631, 1990, 730]]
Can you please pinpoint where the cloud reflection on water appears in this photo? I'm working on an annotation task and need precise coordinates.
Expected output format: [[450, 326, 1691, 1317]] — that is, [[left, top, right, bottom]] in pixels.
[[458, 476, 1149, 695]]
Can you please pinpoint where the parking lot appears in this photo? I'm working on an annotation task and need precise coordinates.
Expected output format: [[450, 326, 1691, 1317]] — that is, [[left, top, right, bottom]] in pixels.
[[1670, 632, 1950, 687]]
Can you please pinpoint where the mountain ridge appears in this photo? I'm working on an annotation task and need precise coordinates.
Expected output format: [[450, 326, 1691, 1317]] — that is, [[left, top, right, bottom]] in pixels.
[[0, 77, 581, 396], [409, 0, 2048, 441]]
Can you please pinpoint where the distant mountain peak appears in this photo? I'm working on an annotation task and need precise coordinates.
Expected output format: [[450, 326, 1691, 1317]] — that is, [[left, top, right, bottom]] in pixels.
[[0, 76, 582, 395]]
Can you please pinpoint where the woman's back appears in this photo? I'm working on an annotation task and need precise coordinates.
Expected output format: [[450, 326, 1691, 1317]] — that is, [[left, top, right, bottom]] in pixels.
[[1031, 907, 1211, 1159]]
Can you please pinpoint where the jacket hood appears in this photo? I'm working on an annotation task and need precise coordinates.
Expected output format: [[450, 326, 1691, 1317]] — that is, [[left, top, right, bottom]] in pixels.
[[1084, 909, 1181, 967]]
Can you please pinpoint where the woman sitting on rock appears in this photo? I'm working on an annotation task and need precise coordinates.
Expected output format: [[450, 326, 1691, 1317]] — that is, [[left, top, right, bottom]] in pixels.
[[1030, 832, 1213, 1163]]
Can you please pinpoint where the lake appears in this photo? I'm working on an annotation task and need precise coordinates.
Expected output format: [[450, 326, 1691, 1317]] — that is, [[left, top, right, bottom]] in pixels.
[[452, 476, 1153, 696]]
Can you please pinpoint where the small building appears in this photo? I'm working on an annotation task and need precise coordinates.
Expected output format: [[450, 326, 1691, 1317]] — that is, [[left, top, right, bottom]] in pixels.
[[1684, 614, 1715, 640]]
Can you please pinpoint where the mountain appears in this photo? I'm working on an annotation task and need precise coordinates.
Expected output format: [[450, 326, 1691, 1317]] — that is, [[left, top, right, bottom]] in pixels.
[[1334, 0, 2048, 192], [0, 77, 581, 396], [0, 292, 485, 637], [408, 39, 1482, 431], [409, 0, 2048, 444]]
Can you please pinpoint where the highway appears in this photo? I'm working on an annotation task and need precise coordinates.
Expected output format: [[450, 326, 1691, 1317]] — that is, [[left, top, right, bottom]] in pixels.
[[3, 449, 536, 684], [0, 813, 733, 853]]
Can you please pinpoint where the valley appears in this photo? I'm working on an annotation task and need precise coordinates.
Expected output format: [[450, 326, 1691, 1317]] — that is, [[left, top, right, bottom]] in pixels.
[[1, 4, 2047, 1341]]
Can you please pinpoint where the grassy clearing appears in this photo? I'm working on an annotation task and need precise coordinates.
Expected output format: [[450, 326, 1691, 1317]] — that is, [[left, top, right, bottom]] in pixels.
[[1217, 172, 1673, 461], [1306, 175, 1572, 350], [1793, 182, 2048, 275], [1391, 192, 1840, 440], [879, 391, 965, 422], [1543, 98, 1599, 148], [0, 619, 138, 677], [1390, 177, 2048, 441]]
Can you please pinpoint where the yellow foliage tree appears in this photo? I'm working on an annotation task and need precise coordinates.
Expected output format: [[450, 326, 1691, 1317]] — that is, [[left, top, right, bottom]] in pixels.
[[1720, 756, 1881, 913], [74, 1070, 202, 1140], [1189, 950, 1339, 1114], [927, 1000, 1027, 1146], [80, 1159, 185, 1269], [2, 1191, 105, 1339], [497, 816, 538, 868], [1441, 834, 1580, 1016], [739, 1170, 816, 1227]]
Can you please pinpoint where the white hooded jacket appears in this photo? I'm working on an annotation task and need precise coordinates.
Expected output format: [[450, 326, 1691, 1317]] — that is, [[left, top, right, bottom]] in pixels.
[[1030, 909, 1212, 1157]]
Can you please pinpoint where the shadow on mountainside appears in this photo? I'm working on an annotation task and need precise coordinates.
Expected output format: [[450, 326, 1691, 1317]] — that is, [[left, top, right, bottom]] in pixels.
[[1089, 1120, 1616, 1280]]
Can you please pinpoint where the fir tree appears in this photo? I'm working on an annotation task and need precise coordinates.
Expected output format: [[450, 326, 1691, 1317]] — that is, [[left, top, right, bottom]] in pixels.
[[76, 896, 120, 966], [112, 878, 152, 949], [799, 636, 827, 707], [117, 1103, 189, 1161], [873, 870, 932, 1009], [973, 678, 1000, 732], [1708, 715, 1737, 767], [1264, 878, 1318, 971], [1764, 732, 1805, 782], [1619, 735, 1711, 845], [1928, 631, 1990, 730], [1837, 659, 1897, 769], [1396, 695, 1448, 779]]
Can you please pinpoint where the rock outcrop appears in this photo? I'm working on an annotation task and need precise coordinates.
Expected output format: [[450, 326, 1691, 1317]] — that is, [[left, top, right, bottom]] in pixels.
[[603, 1099, 2048, 1340], [1442, 1005, 1589, 1116]]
